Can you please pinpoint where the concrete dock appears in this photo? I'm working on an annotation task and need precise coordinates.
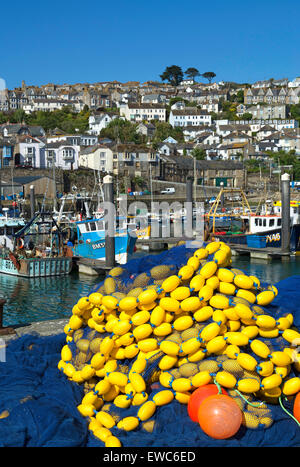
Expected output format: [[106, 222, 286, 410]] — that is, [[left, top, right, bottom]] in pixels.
[[228, 243, 292, 260], [0, 318, 68, 343]]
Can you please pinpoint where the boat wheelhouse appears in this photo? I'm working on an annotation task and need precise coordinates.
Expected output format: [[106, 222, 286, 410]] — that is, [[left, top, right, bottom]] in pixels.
[[72, 216, 137, 265]]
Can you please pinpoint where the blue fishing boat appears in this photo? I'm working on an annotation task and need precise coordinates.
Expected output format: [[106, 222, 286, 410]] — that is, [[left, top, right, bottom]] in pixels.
[[71, 216, 137, 265]]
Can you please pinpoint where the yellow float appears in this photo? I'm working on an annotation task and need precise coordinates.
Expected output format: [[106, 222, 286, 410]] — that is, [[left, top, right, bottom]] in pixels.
[[58, 241, 300, 447]]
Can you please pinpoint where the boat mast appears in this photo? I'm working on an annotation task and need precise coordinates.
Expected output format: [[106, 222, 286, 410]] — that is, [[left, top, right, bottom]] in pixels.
[[52, 153, 57, 213]]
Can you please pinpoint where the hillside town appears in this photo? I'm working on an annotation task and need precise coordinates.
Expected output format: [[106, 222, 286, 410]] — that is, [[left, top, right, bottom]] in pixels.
[[0, 73, 300, 199]]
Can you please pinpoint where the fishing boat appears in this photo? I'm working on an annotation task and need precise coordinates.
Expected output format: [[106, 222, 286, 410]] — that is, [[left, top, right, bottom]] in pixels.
[[206, 189, 300, 252], [0, 209, 26, 250], [71, 216, 137, 265], [0, 212, 73, 277]]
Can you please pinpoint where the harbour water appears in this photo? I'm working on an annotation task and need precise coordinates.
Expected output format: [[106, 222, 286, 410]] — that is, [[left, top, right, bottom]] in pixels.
[[1, 251, 300, 327]]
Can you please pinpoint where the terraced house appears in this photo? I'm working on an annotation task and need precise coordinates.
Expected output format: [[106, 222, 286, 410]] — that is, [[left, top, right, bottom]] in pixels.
[[244, 86, 300, 105], [169, 107, 212, 127], [79, 143, 159, 178], [119, 103, 166, 122]]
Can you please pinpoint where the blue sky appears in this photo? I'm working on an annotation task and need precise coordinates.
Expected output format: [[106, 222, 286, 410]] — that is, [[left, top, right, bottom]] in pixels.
[[1, 0, 300, 89]]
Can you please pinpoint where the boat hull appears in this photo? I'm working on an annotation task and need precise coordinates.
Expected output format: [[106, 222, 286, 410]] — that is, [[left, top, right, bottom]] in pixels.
[[72, 231, 137, 265], [0, 257, 73, 277], [212, 225, 300, 252]]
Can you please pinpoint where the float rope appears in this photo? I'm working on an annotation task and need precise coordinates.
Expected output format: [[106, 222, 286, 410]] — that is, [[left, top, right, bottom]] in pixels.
[[279, 395, 300, 427], [213, 377, 265, 407], [233, 389, 264, 407], [213, 378, 224, 395]]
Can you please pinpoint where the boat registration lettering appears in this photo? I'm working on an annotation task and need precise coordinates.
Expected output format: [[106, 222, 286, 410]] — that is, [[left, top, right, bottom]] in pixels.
[[266, 233, 280, 243], [91, 242, 105, 250]]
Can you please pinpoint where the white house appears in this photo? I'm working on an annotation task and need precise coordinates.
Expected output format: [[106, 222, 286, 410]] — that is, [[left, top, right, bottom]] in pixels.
[[180, 79, 195, 86], [23, 98, 84, 113], [200, 101, 221, 114], [171, 101, 186, 110], [157, 142, 176, 156], [120, 103, 166, 122], [47, 134, 98, 146], [141, 94, 166, 104], [169, 108, 212, 127], [79, 145, 114, 173], [255, 125, 277, 141], [216, 142, 249, 160], [163, 136, 178, 144], [216, 119, 298, 134], [288, 77, 300, 88], [15, 136, 46, 168], [183, 125, 213, 141], [194, 131, 220, 146], [45, 142, 80, 170], [88, 113, 119, 135]]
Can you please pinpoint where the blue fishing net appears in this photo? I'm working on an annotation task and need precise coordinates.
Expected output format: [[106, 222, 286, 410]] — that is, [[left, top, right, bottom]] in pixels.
[[0, 245, 300, 447]]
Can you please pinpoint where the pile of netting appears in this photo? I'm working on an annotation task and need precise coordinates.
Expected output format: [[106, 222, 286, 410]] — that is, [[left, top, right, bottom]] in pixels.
[[58, 242, 300, 447]]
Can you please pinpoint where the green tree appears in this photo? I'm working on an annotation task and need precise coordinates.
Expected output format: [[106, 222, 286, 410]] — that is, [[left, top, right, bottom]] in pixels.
[[184, 67, 200, 80], [160, 65, 184, 86], [266, 149, 300, 179], [10, 108, 26, 123], [100, 118, 143, 144], [240, 112, 253, 120], [290, 103, 300, 123], [152, 121, 184, 143], [24, 106, 90, 133], [132, 176, 146, 189], [0, 112, 7, 124], [201, 72, 216, 83], [191, 147, 206, 160], [236, 89, 245, 103]]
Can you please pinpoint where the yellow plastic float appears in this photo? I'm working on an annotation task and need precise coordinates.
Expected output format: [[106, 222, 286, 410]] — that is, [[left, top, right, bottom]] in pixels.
[[58, 241, 300, 446]]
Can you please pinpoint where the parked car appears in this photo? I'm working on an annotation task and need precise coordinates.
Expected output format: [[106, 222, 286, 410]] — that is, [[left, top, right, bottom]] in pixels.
[[161, 187, 175, 194]]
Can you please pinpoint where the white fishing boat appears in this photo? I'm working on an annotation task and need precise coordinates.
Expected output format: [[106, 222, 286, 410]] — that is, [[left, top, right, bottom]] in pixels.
[[207, 188, 300, 251], [0, 212, 72, 277]]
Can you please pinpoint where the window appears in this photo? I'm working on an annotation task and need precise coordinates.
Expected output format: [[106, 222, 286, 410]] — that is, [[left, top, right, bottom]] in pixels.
[[269, 219, 274, 227], [63, 149, 73, 159], [277, 219, 281, 226]]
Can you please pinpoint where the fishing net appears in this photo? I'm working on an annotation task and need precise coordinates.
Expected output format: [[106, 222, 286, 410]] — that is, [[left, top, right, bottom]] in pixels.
[[56, 242, 300, 447], [1, 243, 300, 447]]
